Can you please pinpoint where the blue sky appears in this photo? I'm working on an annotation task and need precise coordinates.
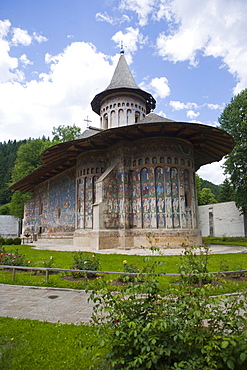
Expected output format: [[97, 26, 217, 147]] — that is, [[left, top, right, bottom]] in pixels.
[[1, 0, 246, 184]]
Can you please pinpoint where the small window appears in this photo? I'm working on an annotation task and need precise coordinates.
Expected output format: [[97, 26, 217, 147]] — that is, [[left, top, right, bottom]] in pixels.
[[152, 157, 157, 164], [175, 158, 178, 164], [138, 158, 143, 165], [160, 157, 164, 163], [96, 167, 99, 173], [87, 168, 90, 174], [167, 157, 172, 164], [101, 167, 104, 173], [145, 157, 149, 164], [181, 159, 185, 165], [91, 168, 94, 174], [133, 160, 136, 166], [188, 160, 190, 167]]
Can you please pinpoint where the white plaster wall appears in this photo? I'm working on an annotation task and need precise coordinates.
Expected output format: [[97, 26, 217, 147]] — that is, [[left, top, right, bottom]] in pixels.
[[0, 215, 20, 238], [198, 201, 244, 237]]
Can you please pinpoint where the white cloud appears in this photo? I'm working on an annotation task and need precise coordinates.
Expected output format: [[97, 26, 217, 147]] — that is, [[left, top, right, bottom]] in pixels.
[[96, 12, 116, 25], [12, 27, 32, 46], [206, 103, 223, 110], [197, 159, 226, 185], [96, 11, 130, 25], [155, 0, 247, 94], [141, 76, 170, 99], [19, 54, 33, 66], [169, 100, 198, 110], [0, 41, 115, 141], [33, 32, 48, 43], [119, 0, 157, 26], [119, 0, 247, 94], [112, 27, 147, 63], [186, 110, 200, 119], [0, 19, 11, 38]]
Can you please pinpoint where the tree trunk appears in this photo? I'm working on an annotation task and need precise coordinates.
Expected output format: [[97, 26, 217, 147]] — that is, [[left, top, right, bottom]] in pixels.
[[244, 211, 247, 237]]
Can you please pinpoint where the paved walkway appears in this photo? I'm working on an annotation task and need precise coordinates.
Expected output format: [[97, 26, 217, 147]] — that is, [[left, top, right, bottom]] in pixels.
[[0, 284, 94, 324], [31, 243, 247, 255], [1, 244, 246, 325]]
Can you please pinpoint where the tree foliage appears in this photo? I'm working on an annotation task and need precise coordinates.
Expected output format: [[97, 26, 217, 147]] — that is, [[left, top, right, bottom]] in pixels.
[[52, 124, 81, 143], [8, 139, 53, 219], [218, 89, 247, 214], [218, 178, 235, 203]]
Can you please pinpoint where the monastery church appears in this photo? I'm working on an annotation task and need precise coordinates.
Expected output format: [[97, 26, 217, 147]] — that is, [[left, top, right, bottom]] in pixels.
[[10, 51, 234, 250]]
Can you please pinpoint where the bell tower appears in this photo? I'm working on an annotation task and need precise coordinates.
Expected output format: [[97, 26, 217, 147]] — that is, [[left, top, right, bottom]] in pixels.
[[91, 51, 156, 129]]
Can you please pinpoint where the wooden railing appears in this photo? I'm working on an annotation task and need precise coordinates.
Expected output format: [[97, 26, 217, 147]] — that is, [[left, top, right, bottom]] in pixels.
[[1, 265, 247, 283]]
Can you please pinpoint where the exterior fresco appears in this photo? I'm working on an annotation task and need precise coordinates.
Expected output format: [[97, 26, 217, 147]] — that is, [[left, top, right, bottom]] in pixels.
[[23, 169, 76, 234]]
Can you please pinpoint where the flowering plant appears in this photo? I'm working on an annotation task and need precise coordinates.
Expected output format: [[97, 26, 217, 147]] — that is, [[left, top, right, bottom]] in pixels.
[[0, 248, 27, 266], [119, 260, 141, 283], [71, 252, 100, 278]]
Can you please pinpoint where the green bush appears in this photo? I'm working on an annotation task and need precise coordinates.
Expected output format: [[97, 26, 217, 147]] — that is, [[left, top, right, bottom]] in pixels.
[[178, 245, 212, 285], [118, 260, 141, 283], [71, 252, 100, 278], [13, 237, 21, 245], [90, 252, 247, 370], [4, 238, 14, 245], [0, 237, 5, 245]]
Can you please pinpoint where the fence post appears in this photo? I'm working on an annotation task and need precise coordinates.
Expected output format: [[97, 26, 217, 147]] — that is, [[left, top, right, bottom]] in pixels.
[[12, 268, 15, 281], [46, 269, 49, 283]]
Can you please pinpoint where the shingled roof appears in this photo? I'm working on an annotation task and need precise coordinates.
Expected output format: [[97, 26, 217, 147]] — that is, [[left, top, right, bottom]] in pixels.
[[91, 52, 156, 115]]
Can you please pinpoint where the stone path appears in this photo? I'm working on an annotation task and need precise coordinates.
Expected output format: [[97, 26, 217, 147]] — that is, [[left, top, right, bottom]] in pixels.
[[0, 284, 94, 324]]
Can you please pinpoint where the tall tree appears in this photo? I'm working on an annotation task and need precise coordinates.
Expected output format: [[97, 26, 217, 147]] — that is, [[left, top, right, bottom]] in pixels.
[[52, 124, 81, 143], [9, 139, 52, 218], [218, 88, 247, 235], [218, 178, 235, 203]]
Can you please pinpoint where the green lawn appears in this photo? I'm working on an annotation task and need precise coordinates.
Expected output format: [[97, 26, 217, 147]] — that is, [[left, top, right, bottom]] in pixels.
[[0, 317, 104, 370], [0, 244, 247, 294]]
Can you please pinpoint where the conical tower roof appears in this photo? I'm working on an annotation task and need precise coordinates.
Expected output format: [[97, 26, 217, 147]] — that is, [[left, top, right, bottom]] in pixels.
[[91, 52, 156, 115]]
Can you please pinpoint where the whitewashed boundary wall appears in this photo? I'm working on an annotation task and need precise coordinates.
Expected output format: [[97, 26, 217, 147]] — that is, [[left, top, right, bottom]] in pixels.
[[198, 201, 244, 237]]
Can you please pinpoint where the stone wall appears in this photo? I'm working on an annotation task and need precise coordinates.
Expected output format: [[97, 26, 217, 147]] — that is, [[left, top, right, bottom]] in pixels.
[[0, 215, 20, 238], [198, 201, 244, 237]]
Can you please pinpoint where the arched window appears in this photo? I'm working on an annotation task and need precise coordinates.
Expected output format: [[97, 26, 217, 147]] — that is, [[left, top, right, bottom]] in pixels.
[[145, 157, 149, 164], [118, 109, 124, 126], [152, 157, 157, 164], [110, 110, 116, 126], [138, 158, 143, 165], [160, 157, 164, 163], [167, 157, 172, 164], [127, 109, 132, 124], [103, 113, 108, 129], [135, 111, 140, 123]]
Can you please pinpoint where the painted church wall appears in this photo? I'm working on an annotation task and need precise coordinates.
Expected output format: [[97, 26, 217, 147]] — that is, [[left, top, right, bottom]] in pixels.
[[23, 168, 76, 234]]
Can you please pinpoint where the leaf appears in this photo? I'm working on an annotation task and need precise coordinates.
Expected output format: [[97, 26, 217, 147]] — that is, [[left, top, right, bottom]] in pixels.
[[221, 340, 229, 348], [240, 352, 247, 362], [227, 359, 234, 369]]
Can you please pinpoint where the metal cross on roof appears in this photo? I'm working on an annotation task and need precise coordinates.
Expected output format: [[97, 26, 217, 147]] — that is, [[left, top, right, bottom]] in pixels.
[[84, 116, 92, 128]]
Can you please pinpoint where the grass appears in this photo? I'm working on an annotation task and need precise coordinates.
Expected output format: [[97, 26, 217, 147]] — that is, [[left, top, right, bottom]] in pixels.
[[203, 236, 247, 247], [0, 244, 247, 294], [0, 317, 104, 370]]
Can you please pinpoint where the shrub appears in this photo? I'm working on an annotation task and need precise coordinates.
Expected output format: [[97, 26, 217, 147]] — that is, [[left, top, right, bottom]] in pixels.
[[178, 245, 212, 285], [13, 237, 21, 245], [118, 260, 141, 283], [0, 237, 5, 245], [4, 238, 14, 245], [90, 251, 247, 370], [71, 252, 100, 278]]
